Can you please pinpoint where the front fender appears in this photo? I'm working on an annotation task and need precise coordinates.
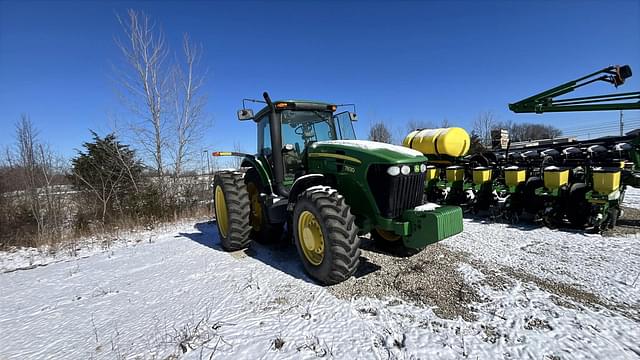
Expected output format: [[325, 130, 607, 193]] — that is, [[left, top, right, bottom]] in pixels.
[[288, 174, 327, 203]]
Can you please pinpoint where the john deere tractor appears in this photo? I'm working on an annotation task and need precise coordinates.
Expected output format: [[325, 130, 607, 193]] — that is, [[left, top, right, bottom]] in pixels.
[[212, 92, 463, 284]]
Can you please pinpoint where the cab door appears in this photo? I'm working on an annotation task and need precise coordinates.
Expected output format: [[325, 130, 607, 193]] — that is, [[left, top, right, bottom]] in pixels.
[[333, 111, 357, 140]]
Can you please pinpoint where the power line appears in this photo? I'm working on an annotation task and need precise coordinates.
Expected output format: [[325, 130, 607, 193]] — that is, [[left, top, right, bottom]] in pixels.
[[561, 119, 639, 131], [562, 119, 640, 133]]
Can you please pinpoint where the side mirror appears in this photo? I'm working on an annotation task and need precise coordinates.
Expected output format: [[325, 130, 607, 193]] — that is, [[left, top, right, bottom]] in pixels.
[[282, 144, 295, 153], [349, 112, 358, 121], [237, 109, 254, 121]]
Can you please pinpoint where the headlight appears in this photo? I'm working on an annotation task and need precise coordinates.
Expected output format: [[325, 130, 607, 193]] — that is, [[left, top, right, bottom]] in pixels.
[[387, 166, 400, 176], [400, 165, 410, 175], [420, 164, 427, 173]]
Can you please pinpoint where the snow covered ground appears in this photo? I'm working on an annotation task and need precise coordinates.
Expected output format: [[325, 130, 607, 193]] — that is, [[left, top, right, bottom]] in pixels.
[[623, 185, 640, 210], [1, 189, 640, 359]]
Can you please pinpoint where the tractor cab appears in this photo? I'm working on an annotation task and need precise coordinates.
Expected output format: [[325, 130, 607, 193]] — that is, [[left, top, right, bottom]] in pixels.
[[239, 99, 357, 183]]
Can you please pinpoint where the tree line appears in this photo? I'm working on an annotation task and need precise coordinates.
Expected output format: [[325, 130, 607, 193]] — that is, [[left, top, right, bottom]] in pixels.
[[0, 10, 212, 250], [367, 111, 562, 154]]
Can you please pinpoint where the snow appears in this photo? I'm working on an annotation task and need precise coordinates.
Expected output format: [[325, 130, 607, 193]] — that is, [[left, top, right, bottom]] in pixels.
[[414, 202, 440, 211], [623, 186, 640, 210], [445, 219, 640, 309], [1, 209, 639, 358], [316, 140, 425, 157], [0, 222, 378, 359]]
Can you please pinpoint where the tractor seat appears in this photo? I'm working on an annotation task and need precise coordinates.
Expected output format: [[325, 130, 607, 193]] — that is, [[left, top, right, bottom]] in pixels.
[[520, 150, 539, 158]]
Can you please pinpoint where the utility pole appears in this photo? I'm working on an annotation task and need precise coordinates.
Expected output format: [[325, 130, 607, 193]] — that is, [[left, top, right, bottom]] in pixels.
[[620, 110, 624, 136], [203, 149, 211, 175]]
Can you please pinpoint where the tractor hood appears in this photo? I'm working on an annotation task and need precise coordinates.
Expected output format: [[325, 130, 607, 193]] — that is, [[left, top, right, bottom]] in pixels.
[[308, 140, 426, 164]]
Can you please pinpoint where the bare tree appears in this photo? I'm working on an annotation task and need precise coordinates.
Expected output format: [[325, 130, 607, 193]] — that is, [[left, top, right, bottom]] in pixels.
[[169, 34, 208, 179], [114, 10, 210, 220], [16, 115, 43, 238], [493, 120, 562, 142], [11, 115, 66, 246], [406, 120, 434, 132], [115, 9, 168, 181], [473, 111, 497, 147], [369, 122, 393, 143], [225, 142, 245, 169]]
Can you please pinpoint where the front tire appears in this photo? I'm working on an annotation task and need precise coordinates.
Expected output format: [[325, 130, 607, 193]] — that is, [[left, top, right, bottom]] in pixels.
[[293, 186, 360, 285], [213, 171, 251, 251], [371, 228, 403, 250]]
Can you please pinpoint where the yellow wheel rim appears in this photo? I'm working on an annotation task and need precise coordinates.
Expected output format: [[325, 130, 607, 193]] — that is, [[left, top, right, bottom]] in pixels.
[[215, 185, 229, 238], [247, 182, 262, 232], [297, 210, 325, 266], [376, 228, 401, 241]]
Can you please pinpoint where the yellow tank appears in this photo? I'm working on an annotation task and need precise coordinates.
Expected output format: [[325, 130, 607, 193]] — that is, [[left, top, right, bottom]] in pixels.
[[472, 167, 492, 185], [446, 166, 465, 182], [543, 167, 569, 190], [504, 167, 526, 187], [425, 165, 439, 181], [592, 168, 621, 194], [403, 127, 470, 158]]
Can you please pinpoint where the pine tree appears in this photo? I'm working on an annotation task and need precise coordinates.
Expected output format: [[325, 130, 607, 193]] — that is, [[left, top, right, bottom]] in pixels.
[[71, 132, 142, 223]]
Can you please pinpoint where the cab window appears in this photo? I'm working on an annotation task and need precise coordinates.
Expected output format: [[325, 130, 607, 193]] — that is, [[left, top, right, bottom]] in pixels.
[[257, 114, 271, 156]]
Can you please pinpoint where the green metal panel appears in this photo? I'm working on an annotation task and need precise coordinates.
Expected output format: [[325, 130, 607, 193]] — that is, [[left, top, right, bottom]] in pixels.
[[306, 140, 427, 233], [241, 155, 274, 190], [402, 205, 463, 249]]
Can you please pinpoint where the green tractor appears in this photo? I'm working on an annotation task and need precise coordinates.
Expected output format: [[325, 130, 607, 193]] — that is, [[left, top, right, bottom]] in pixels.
[[212, 92, 463, 284]]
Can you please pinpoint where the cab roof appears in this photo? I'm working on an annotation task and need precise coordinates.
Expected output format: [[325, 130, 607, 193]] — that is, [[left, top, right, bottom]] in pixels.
[[253, 99, 335, 120]]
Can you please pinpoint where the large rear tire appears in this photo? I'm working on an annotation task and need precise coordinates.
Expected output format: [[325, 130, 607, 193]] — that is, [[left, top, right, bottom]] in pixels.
[[244, 169, 284, 243], [213, 171, 251, 251], [292, 186, 360, 285]]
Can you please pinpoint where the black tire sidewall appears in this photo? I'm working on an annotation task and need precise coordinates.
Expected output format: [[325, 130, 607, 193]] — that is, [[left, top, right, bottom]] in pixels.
[[292, 196, 335, 281], [567, 183, 590, 227], [213, 171, 251, 251]]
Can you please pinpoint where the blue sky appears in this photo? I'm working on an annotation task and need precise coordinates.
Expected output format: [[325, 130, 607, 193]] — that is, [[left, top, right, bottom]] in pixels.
[[1, 0, 639, 163]]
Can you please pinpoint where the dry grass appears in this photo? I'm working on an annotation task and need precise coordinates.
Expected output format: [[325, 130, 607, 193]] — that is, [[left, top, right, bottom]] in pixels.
[[0, 203, 212, 253]]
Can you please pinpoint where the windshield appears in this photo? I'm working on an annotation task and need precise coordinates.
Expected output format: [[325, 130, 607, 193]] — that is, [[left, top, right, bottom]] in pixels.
[[281, 110, 338, 152]]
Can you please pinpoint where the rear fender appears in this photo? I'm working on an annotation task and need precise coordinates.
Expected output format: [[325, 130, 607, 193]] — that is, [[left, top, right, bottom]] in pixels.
[[239, 156, 274, 194]]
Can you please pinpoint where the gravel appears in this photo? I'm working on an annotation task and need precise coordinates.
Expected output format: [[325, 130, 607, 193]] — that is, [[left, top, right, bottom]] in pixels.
[[603, 206, 640, 237], [328, 209, 640, 324], [328, 238, 482, 321]]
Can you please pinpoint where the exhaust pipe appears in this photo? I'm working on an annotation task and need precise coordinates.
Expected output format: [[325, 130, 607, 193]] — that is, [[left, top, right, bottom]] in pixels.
[[263, 92, 290, 198]]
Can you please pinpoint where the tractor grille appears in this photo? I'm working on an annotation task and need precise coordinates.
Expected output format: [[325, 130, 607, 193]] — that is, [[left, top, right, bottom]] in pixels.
[[367, 164, 426, 219]]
